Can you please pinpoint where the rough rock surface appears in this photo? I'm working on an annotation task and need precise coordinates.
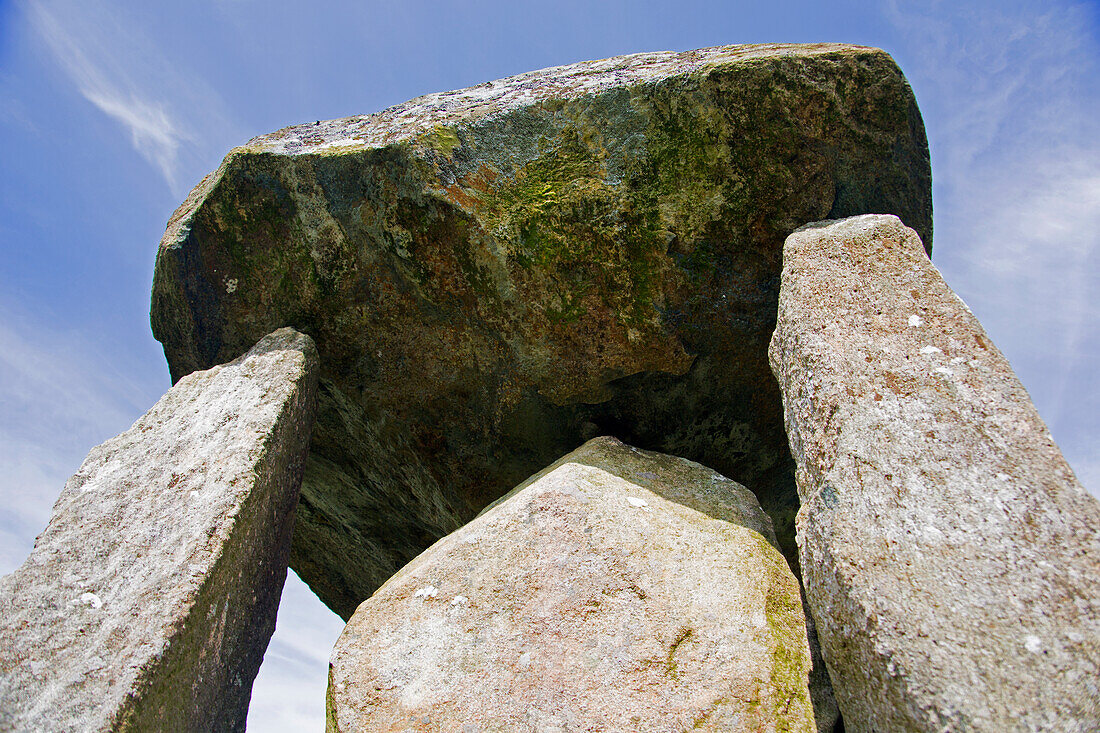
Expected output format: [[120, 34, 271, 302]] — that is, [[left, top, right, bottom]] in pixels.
[[0, 328, 318, 732], [150, 43, 932, 619], [327, 437, 815, 732], [769, 215, 1100, 732]]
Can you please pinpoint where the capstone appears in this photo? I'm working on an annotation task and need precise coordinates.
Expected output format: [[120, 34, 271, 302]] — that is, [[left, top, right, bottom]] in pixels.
[[150, 43, 932, 620]]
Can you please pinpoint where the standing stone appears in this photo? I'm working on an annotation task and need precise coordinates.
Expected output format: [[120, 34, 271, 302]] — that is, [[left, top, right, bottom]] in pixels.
[[769, 215, 1100, 731], [150, 43, 932, 619], [0, 328, 319, 732], [327, 437, 816, 732]]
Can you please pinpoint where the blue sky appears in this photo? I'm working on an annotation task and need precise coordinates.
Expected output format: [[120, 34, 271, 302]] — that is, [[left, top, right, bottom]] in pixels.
[[1, 0, 1097, 729]]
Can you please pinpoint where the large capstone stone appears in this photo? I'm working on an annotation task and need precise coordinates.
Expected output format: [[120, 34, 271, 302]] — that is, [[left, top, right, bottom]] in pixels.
[[769, 215, 1100, 732], [151, 43, 932, 619], [327, 437, 816, 732], [0, 328, 318, 733]]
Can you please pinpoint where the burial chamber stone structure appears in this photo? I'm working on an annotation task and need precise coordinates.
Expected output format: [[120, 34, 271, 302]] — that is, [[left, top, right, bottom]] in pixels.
[[4, 41, 1095, 733], [150, 42, 932, 620]]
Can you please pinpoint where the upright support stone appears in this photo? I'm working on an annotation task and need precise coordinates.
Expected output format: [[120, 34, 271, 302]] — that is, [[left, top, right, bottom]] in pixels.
[[328, 437, 816, 732], [769, 215, 1100, 731], [0, 328, 319, 732]]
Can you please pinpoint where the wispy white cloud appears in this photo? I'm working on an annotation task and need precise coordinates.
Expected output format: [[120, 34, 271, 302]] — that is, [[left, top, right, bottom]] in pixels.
[[83, 90, 186, 192], [25, 2, 187, 192], [886, 0, 1100, 495], [23, 0, 240, 196], [886, 2, 1097, 180]]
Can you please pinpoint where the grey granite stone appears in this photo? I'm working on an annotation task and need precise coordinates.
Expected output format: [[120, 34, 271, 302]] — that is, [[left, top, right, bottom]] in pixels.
[[0, 328, 318, 732], [328, 437, 816, 732], [770, 215, 1100, 732]]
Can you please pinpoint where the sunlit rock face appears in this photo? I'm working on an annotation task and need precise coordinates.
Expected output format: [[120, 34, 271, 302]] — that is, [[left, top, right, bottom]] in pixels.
[[0, 329, 318, 733], [770, 216, 1100, 732], [151, 43, 931, 619], [327, 437, 816, 733]]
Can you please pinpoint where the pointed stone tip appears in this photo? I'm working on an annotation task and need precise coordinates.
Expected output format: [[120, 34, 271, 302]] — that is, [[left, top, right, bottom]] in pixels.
[[236, 327, 319, 366]]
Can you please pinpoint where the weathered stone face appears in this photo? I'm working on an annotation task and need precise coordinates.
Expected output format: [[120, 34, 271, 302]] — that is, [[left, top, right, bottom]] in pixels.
[[0, 328, 318, 733], [151, 43, 931, 619], [327, 437, 816, 733], [769, 215, 1100, 732]]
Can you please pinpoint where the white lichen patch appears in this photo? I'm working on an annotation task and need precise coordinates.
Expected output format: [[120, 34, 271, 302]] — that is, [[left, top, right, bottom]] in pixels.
[[413, 585, 439, 600], [316, 138, 363, 151], [908, 314, 923, 327], [626, 497, 649, 509], [450, 595, 468, 606], [74, 592, 103, 609], [225, 278, 238, 294], [919, 346, 942, 355], [245, 43, 864, 155], [922, 525, 945, 544]]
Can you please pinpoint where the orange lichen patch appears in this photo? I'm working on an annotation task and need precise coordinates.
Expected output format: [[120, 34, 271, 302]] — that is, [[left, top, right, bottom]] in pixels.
[[883, 371, 912, 396], [441, 184, 480, 211], [465, 164, 500, 192], [437, 164, 500, 212]]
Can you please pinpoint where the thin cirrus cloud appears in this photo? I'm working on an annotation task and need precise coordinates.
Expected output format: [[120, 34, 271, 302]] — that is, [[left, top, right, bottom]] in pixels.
[[886, 0, 1100, 494], [24, 0, 238, 196], [80, 89, 186, 194]]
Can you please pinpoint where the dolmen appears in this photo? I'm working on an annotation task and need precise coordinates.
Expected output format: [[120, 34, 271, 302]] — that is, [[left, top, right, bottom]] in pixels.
[[1, 43, 1097, 732]]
